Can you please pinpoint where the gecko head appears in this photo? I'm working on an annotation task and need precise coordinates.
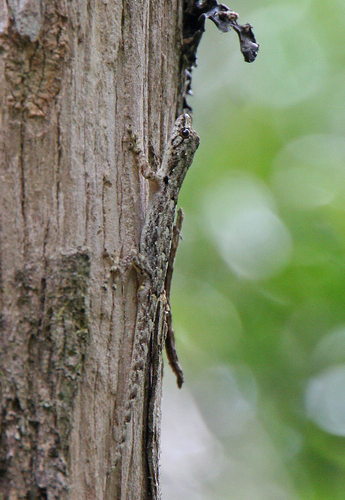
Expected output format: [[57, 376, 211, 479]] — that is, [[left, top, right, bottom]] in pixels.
[[163, 114, 200, 192], [171, 114, 200, 154]]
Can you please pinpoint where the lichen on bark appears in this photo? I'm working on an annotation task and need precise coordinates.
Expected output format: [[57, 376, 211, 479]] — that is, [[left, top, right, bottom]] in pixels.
[[0, 252, 90, 499]]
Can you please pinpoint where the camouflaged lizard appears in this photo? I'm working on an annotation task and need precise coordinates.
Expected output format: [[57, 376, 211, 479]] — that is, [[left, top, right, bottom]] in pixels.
[[116, 114, 200, 499]]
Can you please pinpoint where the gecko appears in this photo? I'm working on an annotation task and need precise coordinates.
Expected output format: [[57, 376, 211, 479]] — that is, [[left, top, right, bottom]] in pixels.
[[115, 114, 200, 499]]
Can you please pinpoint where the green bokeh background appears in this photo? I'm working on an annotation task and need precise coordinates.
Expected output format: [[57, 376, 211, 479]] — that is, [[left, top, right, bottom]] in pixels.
[[162, 1, 345, 499]]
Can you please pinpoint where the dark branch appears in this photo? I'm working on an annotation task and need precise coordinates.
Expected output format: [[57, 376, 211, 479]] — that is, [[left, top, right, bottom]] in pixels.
[[181, 0, 259, 110]]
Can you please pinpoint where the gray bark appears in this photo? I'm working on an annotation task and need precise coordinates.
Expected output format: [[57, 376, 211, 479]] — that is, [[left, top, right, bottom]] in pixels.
[[0, 1, 184, 498]]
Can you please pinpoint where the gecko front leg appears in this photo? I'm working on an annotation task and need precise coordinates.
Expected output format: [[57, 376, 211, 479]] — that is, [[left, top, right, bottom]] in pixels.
[[128, 129, 161, 183]]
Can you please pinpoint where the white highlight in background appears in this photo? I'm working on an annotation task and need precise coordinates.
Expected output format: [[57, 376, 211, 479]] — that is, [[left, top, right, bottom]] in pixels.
[[204, 174, 292, 280], [305, 365, 345, 436]]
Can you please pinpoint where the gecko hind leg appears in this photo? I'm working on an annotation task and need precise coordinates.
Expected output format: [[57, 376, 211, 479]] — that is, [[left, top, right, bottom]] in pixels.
[[164, 208, 185, 388], [165, 306, 184, 388]]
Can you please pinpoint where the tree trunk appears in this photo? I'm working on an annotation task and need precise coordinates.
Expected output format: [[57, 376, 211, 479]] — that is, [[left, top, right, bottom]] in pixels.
[[0, 1, 185, 498]]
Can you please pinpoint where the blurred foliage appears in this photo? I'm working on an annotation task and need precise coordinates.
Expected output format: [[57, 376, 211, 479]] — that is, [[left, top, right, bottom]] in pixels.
[[162, 1, 345, 499]]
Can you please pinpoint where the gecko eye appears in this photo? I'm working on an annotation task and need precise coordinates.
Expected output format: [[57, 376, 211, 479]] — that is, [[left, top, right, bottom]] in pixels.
[[180, 128, 190, 138]]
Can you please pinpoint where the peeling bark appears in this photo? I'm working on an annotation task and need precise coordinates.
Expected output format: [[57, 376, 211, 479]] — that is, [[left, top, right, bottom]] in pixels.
[[0, 1, 184, 498]]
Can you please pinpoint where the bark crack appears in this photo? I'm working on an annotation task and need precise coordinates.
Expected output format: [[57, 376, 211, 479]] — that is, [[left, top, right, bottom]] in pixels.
[[19, 118, 28, 257]]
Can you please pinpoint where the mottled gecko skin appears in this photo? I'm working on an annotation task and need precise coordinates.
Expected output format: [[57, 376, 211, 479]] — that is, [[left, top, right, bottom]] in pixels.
[[139, 114, 200, 290], [113, 114, 199, 500], [139, 114, 199, 499]]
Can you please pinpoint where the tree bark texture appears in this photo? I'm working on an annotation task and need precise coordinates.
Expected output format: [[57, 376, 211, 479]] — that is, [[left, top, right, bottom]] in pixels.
[[0, 1, 184, 498]]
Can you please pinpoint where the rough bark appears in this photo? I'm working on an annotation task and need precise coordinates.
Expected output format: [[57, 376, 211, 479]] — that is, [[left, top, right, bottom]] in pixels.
[[0, 1, 184, 498]]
